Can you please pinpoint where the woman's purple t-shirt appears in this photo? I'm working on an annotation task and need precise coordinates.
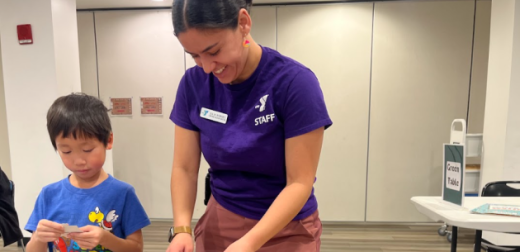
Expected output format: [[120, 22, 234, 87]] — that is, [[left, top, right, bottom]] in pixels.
[[170, 46, 332, 220]]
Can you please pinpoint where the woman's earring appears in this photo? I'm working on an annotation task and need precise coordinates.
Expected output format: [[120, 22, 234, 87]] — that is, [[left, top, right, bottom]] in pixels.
[[243, 39, 250, 48]]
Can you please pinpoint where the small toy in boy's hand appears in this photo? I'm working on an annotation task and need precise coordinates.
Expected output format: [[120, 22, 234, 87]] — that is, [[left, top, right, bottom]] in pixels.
[[61, 223, 84, 234]]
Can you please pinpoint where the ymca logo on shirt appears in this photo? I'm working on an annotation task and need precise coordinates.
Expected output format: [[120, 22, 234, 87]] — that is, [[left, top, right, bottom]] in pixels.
[[255, 94, 269, 112], [254, 94, 276, 126]]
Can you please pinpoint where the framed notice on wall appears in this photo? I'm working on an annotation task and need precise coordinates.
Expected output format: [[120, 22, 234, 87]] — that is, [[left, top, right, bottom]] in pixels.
[[140, 97, 163, 115], [110, 97, 132, 116]]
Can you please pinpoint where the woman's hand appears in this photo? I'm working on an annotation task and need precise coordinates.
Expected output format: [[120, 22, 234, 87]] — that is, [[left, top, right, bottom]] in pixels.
[[166, 233, 194, 252]]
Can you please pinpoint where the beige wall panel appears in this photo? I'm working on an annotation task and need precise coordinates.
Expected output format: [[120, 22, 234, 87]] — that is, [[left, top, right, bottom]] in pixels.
[[0, 39, 12, 179], [77, 12, 99, 97], [468, 0, 491, 135], [278, 3, 373, 221], [367, 0, 475, 222], [95, 10, 187, 218]]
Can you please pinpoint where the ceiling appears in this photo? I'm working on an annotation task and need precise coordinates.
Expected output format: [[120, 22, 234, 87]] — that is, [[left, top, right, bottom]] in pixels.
[[76, 0, 350, 9]]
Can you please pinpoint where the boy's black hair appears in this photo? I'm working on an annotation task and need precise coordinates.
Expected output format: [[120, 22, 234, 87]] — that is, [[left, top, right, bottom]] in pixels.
[[47, 93, 112, 150], [172, 0, 253, 36]]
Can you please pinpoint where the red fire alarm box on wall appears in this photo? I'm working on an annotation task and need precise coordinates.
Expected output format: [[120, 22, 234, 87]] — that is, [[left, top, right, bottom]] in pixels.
[[17, 24, 33, 45]]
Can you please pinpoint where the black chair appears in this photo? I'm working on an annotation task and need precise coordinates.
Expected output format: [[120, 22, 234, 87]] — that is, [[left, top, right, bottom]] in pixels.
[[0, 167, 25, 251], [482, 181, 520, 197], [479, 181, 520, 252]]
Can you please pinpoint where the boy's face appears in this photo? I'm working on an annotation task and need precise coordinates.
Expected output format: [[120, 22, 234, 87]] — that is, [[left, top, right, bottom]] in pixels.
[[55, 133, 113, 180]]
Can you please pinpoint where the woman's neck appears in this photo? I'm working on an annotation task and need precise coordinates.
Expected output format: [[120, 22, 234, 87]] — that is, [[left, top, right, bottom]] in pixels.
[[233, 37, 262, 84]]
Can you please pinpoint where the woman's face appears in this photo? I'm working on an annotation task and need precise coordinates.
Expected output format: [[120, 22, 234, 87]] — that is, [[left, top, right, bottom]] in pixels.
[[177, 10, 252, 84]]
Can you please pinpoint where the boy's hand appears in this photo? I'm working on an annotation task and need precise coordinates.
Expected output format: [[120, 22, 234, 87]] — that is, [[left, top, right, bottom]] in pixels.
[[34, 220, 64, 243], [69, 225, 107, 250]]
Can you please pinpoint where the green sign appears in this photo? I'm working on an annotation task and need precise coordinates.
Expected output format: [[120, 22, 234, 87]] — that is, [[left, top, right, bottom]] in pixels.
[[443, 144, 465, 206]]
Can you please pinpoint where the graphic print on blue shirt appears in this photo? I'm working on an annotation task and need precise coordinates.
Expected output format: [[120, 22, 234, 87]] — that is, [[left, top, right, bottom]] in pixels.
[[25, 174, 151, 252], [53, 207, 119, 252]]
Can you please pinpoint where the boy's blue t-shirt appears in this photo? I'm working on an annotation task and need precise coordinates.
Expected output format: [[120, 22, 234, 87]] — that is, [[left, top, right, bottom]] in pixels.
[[25, 174, 150, 252]]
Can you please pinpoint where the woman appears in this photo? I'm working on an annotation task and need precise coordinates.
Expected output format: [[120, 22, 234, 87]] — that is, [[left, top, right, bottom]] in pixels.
[[167, 0, 332, 251]]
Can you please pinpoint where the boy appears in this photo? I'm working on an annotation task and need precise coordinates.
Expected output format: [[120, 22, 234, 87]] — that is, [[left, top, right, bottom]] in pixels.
[[24, 93, 150, 252]]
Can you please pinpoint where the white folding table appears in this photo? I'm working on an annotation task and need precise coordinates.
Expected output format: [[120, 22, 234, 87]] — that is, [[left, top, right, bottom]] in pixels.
[[411, 196, 520, 252]]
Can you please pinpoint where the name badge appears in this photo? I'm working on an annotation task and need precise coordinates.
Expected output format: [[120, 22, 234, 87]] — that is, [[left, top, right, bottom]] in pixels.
[[200, 107, 228, 124]]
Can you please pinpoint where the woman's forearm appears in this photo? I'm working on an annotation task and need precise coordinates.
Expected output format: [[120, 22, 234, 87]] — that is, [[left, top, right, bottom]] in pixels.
[[171, 166, 199, 227], [241, 182, 313, 251]]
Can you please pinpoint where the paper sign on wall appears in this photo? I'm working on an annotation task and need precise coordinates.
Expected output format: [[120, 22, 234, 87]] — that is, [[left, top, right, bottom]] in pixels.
[[140, 97, 163, 115], [110, 98, 132, 116]]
